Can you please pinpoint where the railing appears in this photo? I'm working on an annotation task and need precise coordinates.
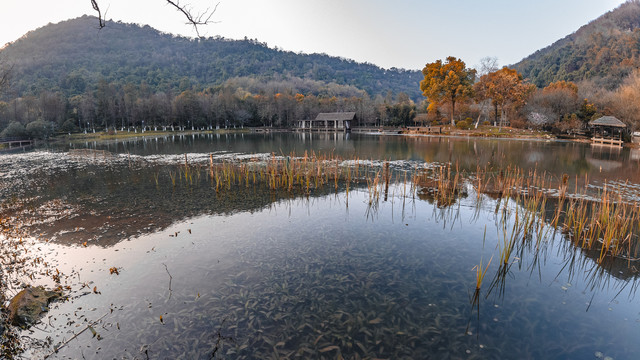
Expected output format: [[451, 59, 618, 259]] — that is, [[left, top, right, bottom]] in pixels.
[[405, 126, 443, 134], [0, 137, 31, 142], [591, 137, 623, 147], [0, 137, 33, 151]]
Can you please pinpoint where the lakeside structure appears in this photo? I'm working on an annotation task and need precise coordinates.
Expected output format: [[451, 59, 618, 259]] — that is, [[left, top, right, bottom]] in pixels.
[[589, 116, 627, 147], [297, 112, 355, 132]]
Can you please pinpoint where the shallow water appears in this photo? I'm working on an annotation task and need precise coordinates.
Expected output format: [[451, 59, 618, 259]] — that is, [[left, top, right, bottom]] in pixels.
[[1, 133, 639, 359]]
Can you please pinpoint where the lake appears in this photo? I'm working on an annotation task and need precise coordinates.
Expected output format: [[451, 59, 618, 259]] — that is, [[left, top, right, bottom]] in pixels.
[[1, 132, 639, 359]]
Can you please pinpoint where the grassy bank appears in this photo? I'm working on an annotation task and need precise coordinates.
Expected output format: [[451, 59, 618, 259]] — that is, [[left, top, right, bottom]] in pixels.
[[52, 128, 251, 144], [405, 125, 557, 140]]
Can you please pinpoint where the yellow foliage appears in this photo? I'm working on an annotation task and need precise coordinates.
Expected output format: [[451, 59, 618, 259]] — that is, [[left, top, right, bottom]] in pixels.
[[543, 80, 578, 96]]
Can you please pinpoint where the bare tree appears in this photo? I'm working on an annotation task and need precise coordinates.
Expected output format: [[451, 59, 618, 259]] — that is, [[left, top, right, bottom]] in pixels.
[[90, 0, 219, 37], [472, 57, 499, 128], [476, 56, 499, 77], [0, 63, 11, 95]]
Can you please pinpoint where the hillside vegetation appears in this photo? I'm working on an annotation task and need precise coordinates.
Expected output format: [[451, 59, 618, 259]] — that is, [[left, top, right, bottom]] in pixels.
[[514, 0, 640, 89], [0, 15, 421, 100], [4, 3, 640, 138]]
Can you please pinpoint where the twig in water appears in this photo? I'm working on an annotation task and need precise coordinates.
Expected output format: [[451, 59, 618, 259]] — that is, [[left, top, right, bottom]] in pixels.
[[44, 312, 110, 358], [163, 263, 173, 299], [210, 318, 232, 359]]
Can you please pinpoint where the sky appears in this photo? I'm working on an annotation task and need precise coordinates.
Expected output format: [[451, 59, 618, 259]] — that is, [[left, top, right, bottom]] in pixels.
[[0, 0, 628, 70]]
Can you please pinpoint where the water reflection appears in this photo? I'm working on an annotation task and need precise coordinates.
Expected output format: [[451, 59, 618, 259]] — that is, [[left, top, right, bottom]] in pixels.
[[11, 183, 638, 359], [1, 146, 639, 359], [51, 132, 640, 186]]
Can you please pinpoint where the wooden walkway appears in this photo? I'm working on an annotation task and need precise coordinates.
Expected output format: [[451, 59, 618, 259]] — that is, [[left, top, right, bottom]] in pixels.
[[591, 137, 623, 147], [404, 126, 443, 134], [0, 138, 33, 151]]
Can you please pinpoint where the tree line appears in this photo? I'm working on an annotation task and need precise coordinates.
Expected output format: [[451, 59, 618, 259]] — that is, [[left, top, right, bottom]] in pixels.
[[0, 76, 418, 138], [419, 56, 639, 134], [4, 54, 640, 139]]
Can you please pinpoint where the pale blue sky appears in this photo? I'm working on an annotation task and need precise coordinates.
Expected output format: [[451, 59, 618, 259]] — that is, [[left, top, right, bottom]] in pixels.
[[0, 0, 627, 70]]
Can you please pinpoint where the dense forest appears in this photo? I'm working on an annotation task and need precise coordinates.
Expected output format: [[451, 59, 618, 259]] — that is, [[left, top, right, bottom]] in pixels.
[[0, 16, 421, 101], [514, 0, 640, 89], [0, 15, 422, 137]]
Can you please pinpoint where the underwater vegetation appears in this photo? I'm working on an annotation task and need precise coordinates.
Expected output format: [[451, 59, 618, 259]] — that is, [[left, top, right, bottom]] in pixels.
[[0, 149, 639, 359]]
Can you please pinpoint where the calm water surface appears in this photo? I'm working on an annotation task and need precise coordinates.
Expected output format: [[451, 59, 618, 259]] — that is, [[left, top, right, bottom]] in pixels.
[[0, 132, 638, 359]]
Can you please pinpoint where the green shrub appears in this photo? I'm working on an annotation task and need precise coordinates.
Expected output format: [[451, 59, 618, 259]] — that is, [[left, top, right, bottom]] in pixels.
[[61, 119, 80, 133], [455, 119, 471, 130], [1, 122, 27, 138], [26, 120, 54, 139]]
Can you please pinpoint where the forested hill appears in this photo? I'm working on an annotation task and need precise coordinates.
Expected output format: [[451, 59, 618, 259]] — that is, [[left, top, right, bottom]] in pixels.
[[0, 15, 422, 100], [514, 0, 640, 89]]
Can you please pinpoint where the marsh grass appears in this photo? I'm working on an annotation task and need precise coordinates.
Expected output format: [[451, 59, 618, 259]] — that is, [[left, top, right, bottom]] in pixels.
[[155, 151, 640, 301], [159, 152, 640, 265]]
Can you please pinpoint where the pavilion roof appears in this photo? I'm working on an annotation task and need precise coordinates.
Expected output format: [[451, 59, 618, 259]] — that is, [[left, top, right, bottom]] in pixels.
[[589, 116, 626, 128], [315, 112, 356, 121]]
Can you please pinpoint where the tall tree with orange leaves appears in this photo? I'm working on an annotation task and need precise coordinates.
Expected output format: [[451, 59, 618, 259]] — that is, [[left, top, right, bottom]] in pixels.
[[475, 67, 533, 127], [420, 57, 475, 126]]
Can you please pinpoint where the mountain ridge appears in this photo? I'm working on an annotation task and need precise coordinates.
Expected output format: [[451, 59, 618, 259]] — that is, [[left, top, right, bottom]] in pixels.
[[513, 0, 640, 89], [0, 15, 422, 100]]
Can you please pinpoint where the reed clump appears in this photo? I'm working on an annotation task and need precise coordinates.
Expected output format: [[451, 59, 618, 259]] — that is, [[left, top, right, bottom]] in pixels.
[[461, 163, 640, 264], [166, 152, 374, 196], [412, 163, 467, 207], [161, 152, 640, 265]]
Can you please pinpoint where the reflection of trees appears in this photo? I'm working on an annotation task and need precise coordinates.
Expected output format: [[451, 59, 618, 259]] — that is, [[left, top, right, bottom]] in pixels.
[[65, 134, 640, 192], [3, 160, 367, 247]]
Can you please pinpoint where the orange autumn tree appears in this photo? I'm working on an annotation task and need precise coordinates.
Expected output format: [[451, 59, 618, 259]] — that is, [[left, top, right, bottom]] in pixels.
[[543, 80, 578, 95], [420, 56, 475, 126], [476, 67, 533, 127]]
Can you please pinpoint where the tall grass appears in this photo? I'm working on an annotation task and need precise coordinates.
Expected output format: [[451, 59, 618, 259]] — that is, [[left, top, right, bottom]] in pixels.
[[158, 152, 640, 266]]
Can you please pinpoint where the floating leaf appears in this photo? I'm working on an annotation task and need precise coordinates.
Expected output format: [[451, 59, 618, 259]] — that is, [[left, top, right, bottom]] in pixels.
[[319, 345, 339, 353], [368, 318, 383, 324]]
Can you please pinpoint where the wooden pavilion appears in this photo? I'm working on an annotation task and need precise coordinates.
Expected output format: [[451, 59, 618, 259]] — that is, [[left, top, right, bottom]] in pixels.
[[297, 112, 355, 132], [589, 116, 626, 147]]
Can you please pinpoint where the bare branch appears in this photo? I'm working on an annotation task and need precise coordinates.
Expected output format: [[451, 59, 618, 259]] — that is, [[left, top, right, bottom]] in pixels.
[[0, 64, 13, 94], [90, 0, 106, 29], [165, 0, 219, 37], [89, 1, 218, 37]]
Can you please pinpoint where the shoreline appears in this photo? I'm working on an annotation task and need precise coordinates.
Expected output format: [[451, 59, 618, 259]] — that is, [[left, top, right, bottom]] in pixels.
[[43, 126, 636, 148]]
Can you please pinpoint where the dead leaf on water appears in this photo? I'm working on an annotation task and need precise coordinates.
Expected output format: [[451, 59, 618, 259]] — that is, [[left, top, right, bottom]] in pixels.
[[319, 345, 339, 353]]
